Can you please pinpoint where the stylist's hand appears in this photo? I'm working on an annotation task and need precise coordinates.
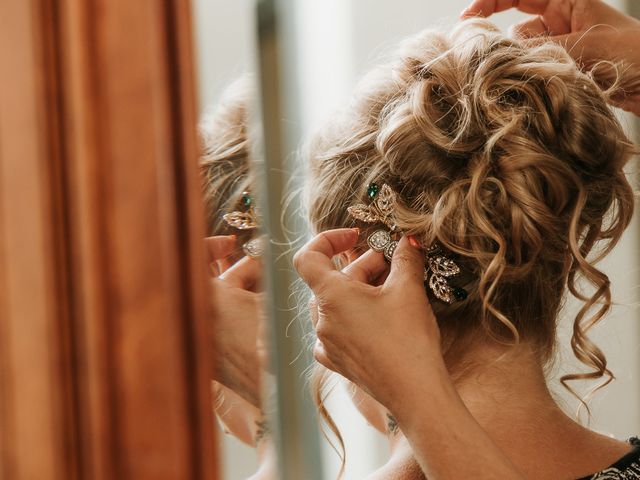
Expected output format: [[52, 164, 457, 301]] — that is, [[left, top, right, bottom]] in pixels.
[[206, 235, 266, 409], [297, 230, 528, 479], [294, 228, 444, 408], [461, 0, 640, 115]]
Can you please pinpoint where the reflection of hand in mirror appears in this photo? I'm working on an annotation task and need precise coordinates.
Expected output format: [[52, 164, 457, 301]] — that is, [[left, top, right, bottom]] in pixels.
[[207, 235, 265, 409], [199, 77, 266, 408], [199, 78, 276, 479], [211, 379, 276, 478]]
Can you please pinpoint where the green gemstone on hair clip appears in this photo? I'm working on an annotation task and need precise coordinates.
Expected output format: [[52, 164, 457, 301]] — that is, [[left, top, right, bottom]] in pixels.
[[241, 191, 252, 207], [367, 183, 380, 199]]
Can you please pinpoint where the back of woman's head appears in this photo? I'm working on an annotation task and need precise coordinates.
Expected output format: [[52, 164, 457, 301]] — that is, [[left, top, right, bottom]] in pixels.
[[305, 19, 635, 388], [200, 77, 256, 249]]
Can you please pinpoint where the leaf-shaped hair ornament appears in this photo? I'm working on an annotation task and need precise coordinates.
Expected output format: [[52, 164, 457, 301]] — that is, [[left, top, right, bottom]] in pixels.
[[222, 207, 260, 230], [425, 246, 466, 304], [222, 191, 261, 230], [429, 274, 453, 304], [347, 184, 398, 230], [347, 182, 467, 304], [427, 255, 460, 278]]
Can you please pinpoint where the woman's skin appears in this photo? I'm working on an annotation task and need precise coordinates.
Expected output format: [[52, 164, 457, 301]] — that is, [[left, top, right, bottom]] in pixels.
[[347, 385, 425, 479], [206, 236, 265, 408], [207, 235, 276, 479], [294, 229, 633, 479], [212, 382, 265, 446], [462, 0, 640, 114], [212, 382, 275, 480]]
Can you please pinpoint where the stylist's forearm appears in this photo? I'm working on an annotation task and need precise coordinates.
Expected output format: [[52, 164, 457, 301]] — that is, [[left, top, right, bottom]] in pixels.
[[388, 361, 526, 480]]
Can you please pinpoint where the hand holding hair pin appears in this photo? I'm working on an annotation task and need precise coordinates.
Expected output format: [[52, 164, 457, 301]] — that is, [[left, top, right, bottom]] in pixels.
[[347, 182, 466, 304]]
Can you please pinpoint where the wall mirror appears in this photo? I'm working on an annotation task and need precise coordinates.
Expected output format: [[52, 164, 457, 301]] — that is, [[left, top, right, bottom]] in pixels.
[[215, 0, 640, 479]]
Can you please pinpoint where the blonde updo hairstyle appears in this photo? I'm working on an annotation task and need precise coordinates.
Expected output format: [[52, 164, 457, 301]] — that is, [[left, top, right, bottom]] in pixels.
[[305, 18, 635, 431], [200, 77, 256, 247]]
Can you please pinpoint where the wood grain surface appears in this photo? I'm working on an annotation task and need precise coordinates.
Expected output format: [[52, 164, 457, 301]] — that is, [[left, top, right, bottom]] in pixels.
[[0, 1, 218, 479]]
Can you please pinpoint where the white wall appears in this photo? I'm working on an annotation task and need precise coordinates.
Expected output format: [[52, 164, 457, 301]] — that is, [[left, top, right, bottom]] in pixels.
[[193, 0, 256, 114]]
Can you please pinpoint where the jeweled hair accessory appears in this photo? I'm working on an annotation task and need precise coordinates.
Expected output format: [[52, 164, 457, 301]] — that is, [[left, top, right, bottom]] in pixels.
[[222, 191, 260, 230], [222, 191, 264, 258], [347, 183, 399, 261], [347, 182, 467, 304], [425, 243, 467, 304]]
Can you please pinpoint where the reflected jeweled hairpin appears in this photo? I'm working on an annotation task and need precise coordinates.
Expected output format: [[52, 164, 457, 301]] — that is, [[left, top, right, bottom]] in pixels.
[[222, 191, 260, 230], [347, 182, 467, 304], [222, 191, 264, 258]]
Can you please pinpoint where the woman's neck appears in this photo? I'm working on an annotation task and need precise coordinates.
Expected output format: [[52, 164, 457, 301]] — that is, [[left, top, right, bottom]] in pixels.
[[359, 341, 630, 479], [447, 342, 630, 479]]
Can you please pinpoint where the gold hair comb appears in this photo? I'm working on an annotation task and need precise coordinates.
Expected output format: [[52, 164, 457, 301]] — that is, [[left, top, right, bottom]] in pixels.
[[347, 182, 467, 304]]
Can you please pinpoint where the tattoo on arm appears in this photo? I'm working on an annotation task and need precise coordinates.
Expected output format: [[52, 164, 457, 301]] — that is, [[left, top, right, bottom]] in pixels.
[[387, 413, 400, 436], [255, 418, 270, 445]]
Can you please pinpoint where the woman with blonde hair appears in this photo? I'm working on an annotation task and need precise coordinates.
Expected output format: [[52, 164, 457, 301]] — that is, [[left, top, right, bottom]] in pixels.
[[295, 11, 640, 479]]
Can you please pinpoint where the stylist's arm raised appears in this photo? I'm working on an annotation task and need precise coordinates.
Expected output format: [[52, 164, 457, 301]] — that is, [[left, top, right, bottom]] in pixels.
[[294, 228, 525, 480], [462, 0, 640, 115]]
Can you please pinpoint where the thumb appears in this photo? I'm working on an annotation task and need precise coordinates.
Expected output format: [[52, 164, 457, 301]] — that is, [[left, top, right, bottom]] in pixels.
[[384, 236, 425, 292]]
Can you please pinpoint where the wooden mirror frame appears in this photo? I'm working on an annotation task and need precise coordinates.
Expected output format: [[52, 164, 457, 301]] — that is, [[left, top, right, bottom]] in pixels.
[[0, 1, 218, 479]]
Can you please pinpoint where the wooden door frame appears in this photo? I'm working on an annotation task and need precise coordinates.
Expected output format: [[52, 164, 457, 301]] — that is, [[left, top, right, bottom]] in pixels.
[[0, 1, 217, 479]]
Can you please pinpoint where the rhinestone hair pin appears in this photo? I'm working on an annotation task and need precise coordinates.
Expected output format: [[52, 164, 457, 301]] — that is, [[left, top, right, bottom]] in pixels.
[[222, 191, 264, 258], [347, 182, 467, 304], [425, 243, 467, 304], [347, 183, 400, 261]]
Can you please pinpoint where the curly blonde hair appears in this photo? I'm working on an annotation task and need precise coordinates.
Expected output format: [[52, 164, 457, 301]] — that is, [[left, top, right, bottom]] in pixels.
[[200, 77, 257, 250], [304, 18, 636, 459]]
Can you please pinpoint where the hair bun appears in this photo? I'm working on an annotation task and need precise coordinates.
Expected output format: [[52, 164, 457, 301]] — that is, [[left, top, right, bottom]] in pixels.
[[306, 19, 635, 403]]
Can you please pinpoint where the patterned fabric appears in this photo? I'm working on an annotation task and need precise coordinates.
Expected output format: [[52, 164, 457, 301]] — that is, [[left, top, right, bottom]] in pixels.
[[583, 437, 640, 480], [590, 463, 640, 480]]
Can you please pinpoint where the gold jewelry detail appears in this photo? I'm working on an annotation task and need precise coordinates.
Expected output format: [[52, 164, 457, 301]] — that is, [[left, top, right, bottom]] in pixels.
[[424, 243, 466, 304], [222, 191, 263, 257], [222, 206, 260, 230], [242, 237, 265, 259], [347, 182, 467, 303], [348, 183, 399, 261], [347, 184, 398, 231]]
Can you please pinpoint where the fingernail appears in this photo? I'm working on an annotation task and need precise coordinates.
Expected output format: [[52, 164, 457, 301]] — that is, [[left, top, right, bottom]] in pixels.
[[352, 227, 360, 236], [407, 235, 420, 248], [229, 234, 237, 243]]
